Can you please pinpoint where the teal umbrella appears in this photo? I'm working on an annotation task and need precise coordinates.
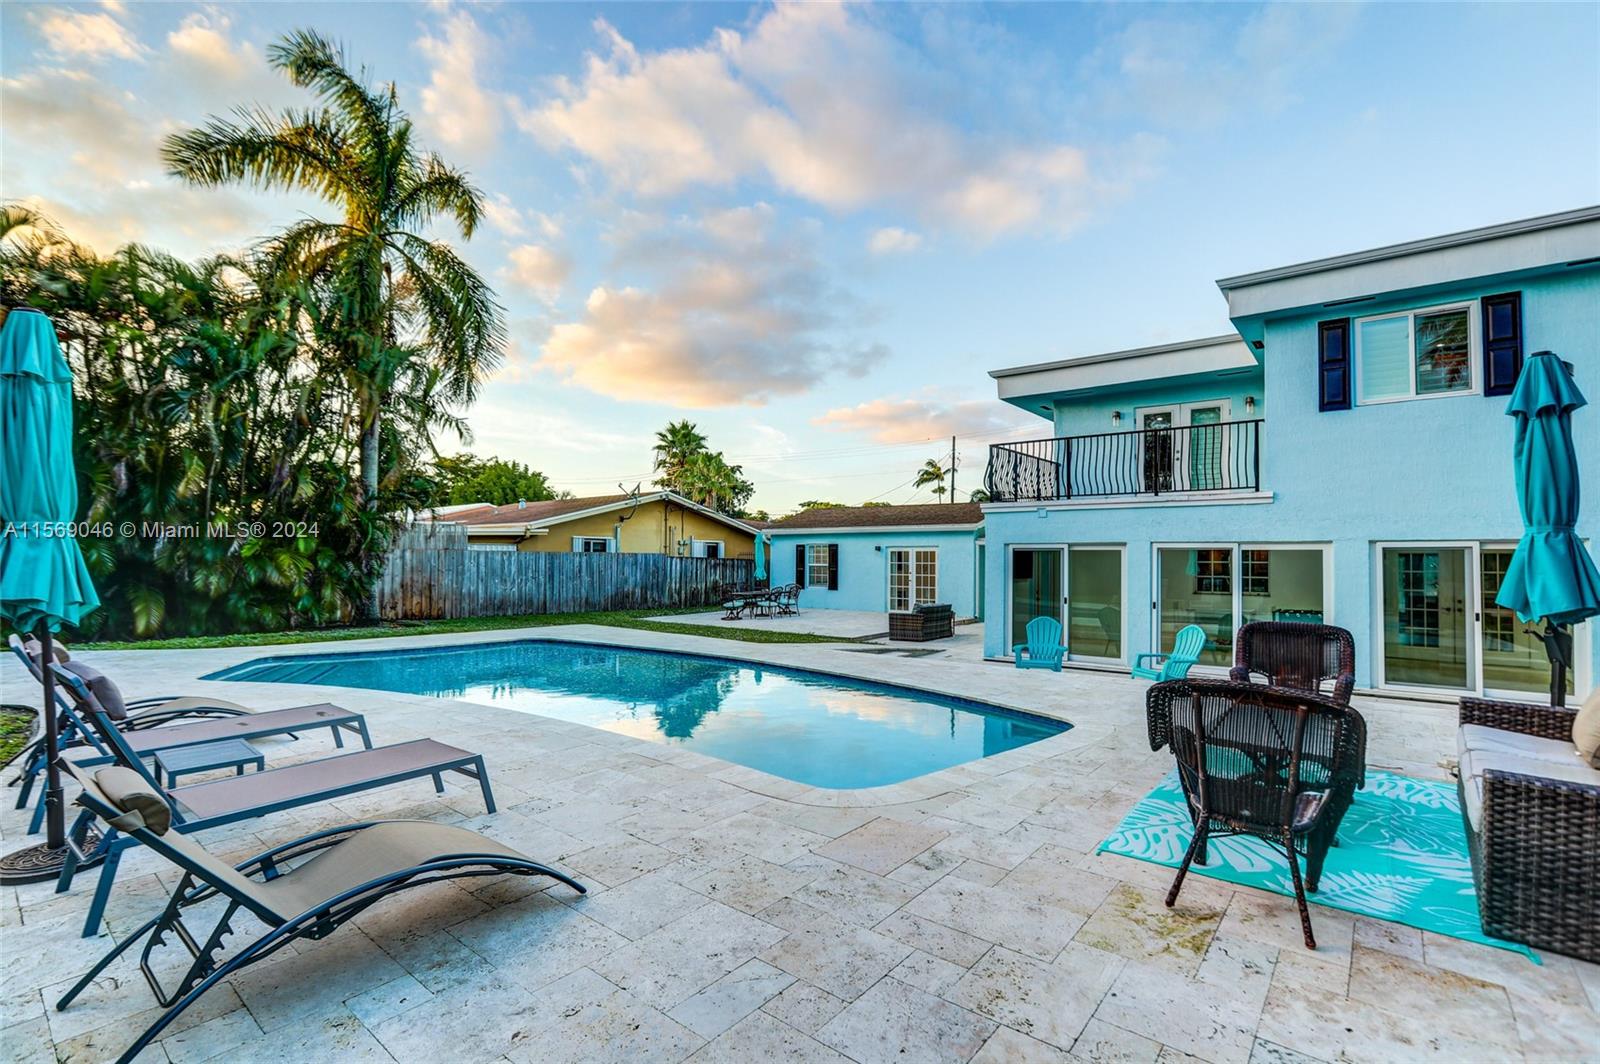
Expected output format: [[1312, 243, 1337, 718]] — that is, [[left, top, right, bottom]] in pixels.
[[0, 307, 99, 856], [753, 531, 767, 583], [1494, 350, 1600, 705]]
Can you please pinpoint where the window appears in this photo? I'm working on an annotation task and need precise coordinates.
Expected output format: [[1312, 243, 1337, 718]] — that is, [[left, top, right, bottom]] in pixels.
[[1192, 549, 1231, 595], [806, 544, 831, 587], [1356, 301, 1477, 404], [888, 548, 938, 611], [573, 537, 611, 553], [1241, 549, 1270, 596], [469, 542, 516, 552], [693, 540, 723, 559]]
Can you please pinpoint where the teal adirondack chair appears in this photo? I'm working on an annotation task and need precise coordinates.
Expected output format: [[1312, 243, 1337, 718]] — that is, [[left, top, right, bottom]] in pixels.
[[1132, 623, 1207, 681], [1013, 616, 1065, 671]]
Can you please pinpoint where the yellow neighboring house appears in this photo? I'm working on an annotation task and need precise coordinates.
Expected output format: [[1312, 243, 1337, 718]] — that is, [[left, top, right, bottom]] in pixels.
[[422, 491, 760, 558]]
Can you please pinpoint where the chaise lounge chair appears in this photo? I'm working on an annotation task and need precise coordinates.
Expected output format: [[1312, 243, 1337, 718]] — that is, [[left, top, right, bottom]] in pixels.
[[1131, 623, 1207, 681], [49, 665, 497, 938], [1013, 616, 1064, 671], [53, 758, 584, 1064]]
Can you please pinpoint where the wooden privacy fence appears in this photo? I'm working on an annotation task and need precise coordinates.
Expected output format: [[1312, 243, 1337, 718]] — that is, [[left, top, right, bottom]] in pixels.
[[374, 525, 755, 620]]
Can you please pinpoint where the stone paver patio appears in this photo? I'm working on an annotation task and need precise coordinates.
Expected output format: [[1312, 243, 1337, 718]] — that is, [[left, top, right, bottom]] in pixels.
[[2, 625, 1596, 1063]]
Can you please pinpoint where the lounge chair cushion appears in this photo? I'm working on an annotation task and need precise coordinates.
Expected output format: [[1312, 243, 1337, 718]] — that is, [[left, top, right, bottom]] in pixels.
[[1457, 748, 1600, 831], [1574, 686, 1600, 767], [258, 821, 531, 916], [22, 637, 69, 664], [60, 662, 128, 721], [93, 766, 173, 835]]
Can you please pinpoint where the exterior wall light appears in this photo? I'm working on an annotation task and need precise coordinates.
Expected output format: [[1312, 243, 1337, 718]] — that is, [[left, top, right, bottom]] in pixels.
[[1110, 410, 1122, 426], [1245, 395, 1256, 413]]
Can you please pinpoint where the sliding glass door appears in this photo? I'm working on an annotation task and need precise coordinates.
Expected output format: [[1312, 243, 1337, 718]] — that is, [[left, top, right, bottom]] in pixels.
[[1155, 544, 1329, 668], [1009, 545, 1125, 662]]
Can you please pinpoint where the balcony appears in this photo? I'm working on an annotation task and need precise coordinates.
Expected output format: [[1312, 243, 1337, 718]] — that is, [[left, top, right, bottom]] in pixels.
[[984, 418, 1263, 503]]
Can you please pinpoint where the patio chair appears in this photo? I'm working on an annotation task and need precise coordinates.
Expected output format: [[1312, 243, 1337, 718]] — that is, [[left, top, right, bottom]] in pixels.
[[1132, 624, 1206, 681], [1013, 616, 1064, 671], [13, 656, 371, 833], [1147, 679, 1366, 948], [52, 758, 584, 1064], [1229, 622, 1356, 706], [48, 665, 496, 939], [778, 583, 800, 615]]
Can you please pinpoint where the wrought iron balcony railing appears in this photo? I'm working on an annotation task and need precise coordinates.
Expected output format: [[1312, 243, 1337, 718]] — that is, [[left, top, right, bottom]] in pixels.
[[984, 418, 1262, 503]]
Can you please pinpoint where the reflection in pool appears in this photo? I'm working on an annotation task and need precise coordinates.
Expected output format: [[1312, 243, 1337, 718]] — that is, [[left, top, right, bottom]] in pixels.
[[207, 641, 1069, 789]]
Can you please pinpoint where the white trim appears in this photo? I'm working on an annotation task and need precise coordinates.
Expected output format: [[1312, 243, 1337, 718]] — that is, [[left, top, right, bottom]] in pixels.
[[1150, 542, 1335, 667], [768, 523, 982, 536], [982, 491, 1273, 514], [462, 491, 761, 538], [1002, 542, 1130, 665], [886, 545, 940, 612], [1354, 299, 1479, 406], [572, 535, 614, 554], [989, 335, 1257, 406], [691, 538, 725, 559]]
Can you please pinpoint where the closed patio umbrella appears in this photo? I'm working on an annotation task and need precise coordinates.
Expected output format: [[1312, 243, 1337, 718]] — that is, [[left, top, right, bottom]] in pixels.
[[0, 307, 100, 880], [1494, 350, 1600, 706], [753, 531, 767, 583]]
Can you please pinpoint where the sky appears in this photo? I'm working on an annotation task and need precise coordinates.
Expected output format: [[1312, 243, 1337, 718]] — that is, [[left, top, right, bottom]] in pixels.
[[3, 1, 1598, 515]]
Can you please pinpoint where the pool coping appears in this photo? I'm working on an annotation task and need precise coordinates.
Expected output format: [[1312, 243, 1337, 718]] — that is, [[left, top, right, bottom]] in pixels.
[[73, 624, 1117, 809]]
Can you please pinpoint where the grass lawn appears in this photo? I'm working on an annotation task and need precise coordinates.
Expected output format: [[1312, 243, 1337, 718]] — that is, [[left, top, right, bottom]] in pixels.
[[0, 708, 34, 769], [76, 608, 860, 651]]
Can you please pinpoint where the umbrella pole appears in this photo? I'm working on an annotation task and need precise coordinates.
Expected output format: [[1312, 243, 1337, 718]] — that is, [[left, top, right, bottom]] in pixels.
[[39, 626, 65, 850]]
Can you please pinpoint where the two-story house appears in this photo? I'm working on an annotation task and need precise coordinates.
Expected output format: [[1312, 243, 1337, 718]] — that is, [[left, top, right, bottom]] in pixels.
[[980, 206, 1599, 701]]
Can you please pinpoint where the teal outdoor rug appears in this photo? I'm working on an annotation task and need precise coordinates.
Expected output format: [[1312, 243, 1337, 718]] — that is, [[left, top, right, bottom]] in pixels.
[[1098, 770, 1536, 959]]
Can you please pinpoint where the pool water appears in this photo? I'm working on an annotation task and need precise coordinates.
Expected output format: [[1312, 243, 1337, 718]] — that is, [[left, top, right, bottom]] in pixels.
[[206, 641, 1069, 789]]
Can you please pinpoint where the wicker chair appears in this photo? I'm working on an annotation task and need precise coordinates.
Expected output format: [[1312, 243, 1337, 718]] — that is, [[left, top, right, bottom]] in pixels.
[[1147, 679, 1367, 948], [1457, 697, 1599, 962], [1230, 622, 1356, 706]]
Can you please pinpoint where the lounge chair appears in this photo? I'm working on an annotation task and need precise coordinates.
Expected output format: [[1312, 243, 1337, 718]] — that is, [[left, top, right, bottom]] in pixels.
[[1132, 623, 1206, 681], [14, 658, 371, 834], [1229, 621, 1356, 706], [1147, 678, 1365, 949], [53, 758, 583, 1064], [49, 665, 496, 938], [1013, 616, 1064, 671]]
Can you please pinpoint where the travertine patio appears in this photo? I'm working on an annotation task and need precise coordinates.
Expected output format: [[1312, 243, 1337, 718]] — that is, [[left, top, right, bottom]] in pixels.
[[2, 626, 1596, 1063]]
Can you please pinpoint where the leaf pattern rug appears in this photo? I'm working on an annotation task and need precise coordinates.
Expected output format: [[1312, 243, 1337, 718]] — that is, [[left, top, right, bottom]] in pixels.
[[1098, 770, 1536, 959]]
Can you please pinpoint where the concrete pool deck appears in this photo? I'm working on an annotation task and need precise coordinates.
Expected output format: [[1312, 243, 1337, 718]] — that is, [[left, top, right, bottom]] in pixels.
[[2, 625, 1596, 1063]]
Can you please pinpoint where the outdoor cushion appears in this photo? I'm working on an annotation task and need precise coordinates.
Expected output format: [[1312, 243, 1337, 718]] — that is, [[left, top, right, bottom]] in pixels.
[[1573, 686, 1600, 767], [21, 637, 69, 663], [60, 661, 128, 720], [93, 766, 173, 834], [1457, 724, 1588, 767], [1458, 748, 1600, 831]]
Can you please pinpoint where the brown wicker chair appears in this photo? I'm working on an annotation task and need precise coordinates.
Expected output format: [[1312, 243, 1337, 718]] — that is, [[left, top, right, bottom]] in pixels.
[[889, 604, 954, 642], [1457, 697, 1599, 962], [1229, 621, 1356, 706], [1147, 679, 1367, 948]]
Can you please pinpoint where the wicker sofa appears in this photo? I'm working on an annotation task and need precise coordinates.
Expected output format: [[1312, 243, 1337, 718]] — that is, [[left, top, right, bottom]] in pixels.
[[889, 603, 954, 642], [1456, 696, 1600, 962]]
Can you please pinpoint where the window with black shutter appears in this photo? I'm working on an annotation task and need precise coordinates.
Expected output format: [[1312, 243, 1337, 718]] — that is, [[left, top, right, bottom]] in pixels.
[[827, 544, 840, 590], [795, 544, 807, 587], [1318, 318, 1351, 411], [1481, 292, 1523, 396]]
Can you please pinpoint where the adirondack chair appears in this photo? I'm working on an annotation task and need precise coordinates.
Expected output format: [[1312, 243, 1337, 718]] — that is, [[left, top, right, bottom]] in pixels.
[[1013, 616, 1065, 671], [1132, 624, 1207, 681]]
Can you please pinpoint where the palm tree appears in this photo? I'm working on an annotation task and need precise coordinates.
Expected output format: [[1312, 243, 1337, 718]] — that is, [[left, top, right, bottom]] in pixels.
[[914, 458, 947, 501], [968, 488, 991, 503], [162, 29, 504, 508], [681, 451, 753, 514], [652, 420, 708, 494]]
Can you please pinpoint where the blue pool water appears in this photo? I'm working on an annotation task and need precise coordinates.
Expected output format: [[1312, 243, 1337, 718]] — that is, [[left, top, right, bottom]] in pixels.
[[206, 641, 1068, 789]]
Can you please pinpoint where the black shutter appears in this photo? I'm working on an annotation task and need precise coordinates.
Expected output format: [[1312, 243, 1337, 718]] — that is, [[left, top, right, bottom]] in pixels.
[[1317, 318, 1351, 411], [827, 544, 839, 590], [1482, 292, 1523, 396], [795, 544, 807, 587]]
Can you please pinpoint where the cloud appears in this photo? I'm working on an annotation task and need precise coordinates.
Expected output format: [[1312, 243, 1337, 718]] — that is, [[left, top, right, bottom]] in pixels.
[[416, 8, 502, 156], [167, 8, 262, 81], [501, 243, 571, 301], [30, 3, 144, 61], [481, 194, 561, 240], [538, 204, 887, 407], [868, 227, 922, 255], [520, 5, 1123, 237], [0, 69, 149, 180], [815, 394, 1035, 445]]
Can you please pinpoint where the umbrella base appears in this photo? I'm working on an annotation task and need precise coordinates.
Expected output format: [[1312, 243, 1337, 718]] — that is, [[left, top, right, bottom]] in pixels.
[[0, 829, 104, 885]]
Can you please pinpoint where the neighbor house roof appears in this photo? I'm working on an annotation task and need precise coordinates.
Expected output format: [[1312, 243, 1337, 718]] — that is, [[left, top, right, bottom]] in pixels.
[[767, 503, 983, 533], [419, 491, 760, 537]]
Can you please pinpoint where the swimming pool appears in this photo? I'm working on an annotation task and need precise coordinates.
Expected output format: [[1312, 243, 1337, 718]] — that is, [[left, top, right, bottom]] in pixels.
[[206, 640, 1069, 789]]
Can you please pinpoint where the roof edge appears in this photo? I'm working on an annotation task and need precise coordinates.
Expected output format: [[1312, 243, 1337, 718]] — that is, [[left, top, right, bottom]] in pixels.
[[989, 334, 1244, 380], [1215, 206, 1600, 292]]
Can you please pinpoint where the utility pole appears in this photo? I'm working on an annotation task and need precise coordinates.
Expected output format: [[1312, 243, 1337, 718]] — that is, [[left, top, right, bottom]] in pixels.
[[949, 436, 956, 504]]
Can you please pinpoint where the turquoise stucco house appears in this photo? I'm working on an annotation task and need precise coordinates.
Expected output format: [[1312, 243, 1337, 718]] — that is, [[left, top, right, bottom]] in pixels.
[[766, 503, 985, 619], [980, 206, 1600, 701]]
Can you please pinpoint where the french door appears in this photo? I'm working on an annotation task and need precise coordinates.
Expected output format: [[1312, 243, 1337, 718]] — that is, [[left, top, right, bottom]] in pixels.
[[1136, 400, 1231, 493], [1377, 542, 1581, 698], [1008, 545, 1124, 662]]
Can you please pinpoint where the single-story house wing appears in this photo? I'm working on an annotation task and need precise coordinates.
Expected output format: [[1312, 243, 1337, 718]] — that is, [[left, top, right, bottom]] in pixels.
[[420, 491, 760, 558]]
